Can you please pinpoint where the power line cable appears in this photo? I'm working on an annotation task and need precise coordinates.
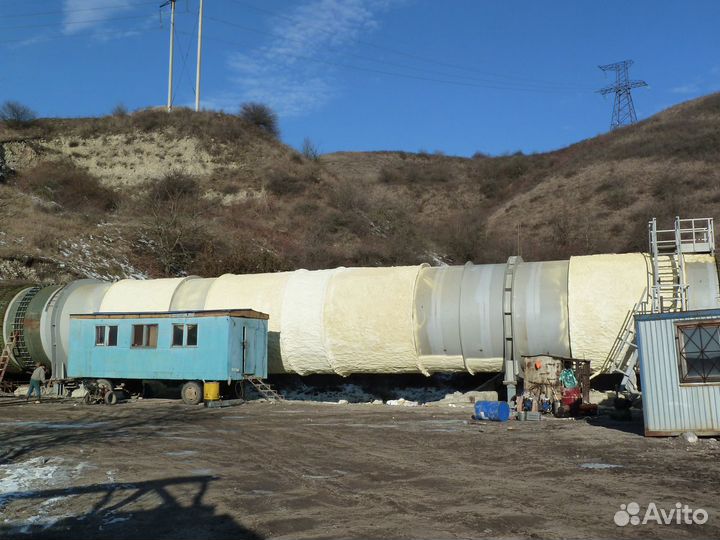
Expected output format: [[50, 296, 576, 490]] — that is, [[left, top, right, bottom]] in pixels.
[[0, 21, 163, 46], [206, 15, 593, 93], [0, 14, 152, 32], [174, 15, 200, 104], [228, 0, 593, 91], [178, 30, 590, 95], [1, 1, 159, 19]]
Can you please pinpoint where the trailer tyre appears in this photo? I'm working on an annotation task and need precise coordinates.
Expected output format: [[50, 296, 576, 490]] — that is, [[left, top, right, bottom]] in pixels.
[[104, 391, 118, 405], [96, 379, 113, 392], [181, 381, 203, 405], [233, 381, 244, 400]]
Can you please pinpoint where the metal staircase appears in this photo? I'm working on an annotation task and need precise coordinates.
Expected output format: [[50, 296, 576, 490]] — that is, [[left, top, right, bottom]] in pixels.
[[592, 290, 647, 392], [598, 217, 715, 392], [245, 377, 285, 402]]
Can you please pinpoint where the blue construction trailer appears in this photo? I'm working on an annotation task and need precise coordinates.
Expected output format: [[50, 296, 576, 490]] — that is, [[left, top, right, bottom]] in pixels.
[[67, 309, 269, 404]]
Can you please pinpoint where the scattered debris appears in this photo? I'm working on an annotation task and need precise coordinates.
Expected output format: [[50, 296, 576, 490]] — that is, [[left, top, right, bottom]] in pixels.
[[682, 432, 699, 444]]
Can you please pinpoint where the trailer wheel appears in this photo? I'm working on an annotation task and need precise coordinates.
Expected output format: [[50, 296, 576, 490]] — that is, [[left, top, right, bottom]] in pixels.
[[181, 381, 203, 405], [96, 379, 113, 392], [104, 391, 118, 405]]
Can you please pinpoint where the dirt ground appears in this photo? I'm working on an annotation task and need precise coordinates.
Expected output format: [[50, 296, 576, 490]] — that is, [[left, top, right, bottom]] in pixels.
[[0, 397, 718, 540]]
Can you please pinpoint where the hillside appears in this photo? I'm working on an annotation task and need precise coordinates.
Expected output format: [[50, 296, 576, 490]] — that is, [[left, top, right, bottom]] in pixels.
[[1, 94, 719, 282]]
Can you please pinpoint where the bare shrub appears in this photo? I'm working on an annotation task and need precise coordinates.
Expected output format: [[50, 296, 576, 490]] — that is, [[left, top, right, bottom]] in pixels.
[[17, 161, 119, 212], [193, 236, 285, 276], [112, 103, 129, 116], [140, 172, 205, 275], [264, 169, 317, 196], [239, 102, 279, 138], [301, 137, 320, 161], [328, 178, 370, 212], [0, 101, 37, 129], [149, 171, 201, 201], [437, 210, 488, 263], [378, 160, 452, 184]]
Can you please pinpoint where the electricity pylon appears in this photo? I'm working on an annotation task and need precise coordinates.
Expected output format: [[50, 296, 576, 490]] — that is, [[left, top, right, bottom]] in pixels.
[[597, 60, 647, 129]]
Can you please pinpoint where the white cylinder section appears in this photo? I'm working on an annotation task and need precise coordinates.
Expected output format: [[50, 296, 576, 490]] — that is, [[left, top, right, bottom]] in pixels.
[[204, 272, 292, 373], [280, 269, 337, 375], [414, 266, 465, 373], [512, 260, 570, 359], [324, 266, 423, 375], [685, 254, 720, 310], [170, 277, 215, 310], [99, 277, 189, 312], [568, 253, 649, 362], [53, 280, 112, 371], [460, 262, 505, 373]]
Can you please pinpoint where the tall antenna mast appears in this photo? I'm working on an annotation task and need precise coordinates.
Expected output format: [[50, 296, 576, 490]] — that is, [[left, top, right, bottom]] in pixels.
[[161, 0, 177, 111], [195, 0, 204, 112], [596, 60, 648, 130]]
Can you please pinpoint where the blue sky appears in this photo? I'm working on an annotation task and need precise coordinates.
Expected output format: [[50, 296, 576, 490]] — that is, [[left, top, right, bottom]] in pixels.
[[1, 0, 719, 156]]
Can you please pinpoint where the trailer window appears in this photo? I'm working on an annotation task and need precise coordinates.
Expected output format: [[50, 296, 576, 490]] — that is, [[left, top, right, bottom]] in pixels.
[[172, 324, 184, 347], [107, 326, 118, 346], [186, 324, 198, 347], [95, 326, 106, 346], [131, 324, 158, 348], [676, 321, 720, 384]]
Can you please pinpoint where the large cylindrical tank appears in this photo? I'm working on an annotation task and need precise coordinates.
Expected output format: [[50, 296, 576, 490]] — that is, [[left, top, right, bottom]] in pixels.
[[1, 251, 718, 378]]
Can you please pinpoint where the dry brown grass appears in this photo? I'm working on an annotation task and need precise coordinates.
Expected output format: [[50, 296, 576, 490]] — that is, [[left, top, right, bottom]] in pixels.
[[2, 92, 720, 278], [15, 160, 119, 213]]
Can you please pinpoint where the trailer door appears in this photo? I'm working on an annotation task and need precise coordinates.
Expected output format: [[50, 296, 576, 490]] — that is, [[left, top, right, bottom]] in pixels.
[[242, 323, 255, 375]]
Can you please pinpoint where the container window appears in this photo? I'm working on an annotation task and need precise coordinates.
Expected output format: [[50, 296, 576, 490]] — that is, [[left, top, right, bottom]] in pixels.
[[95, 326, 106, 346], [172, 324, 184, 347], [676, 322, 720, 384], [132, 325, 144, 347], [107, 325, 118, 347], [186, 324, 198, 347], [131, 324, 159, 348], [147, 324, 158, 348]]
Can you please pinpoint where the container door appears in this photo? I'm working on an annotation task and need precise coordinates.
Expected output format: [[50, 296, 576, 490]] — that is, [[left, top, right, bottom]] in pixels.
[[242, 324, 256, 375]]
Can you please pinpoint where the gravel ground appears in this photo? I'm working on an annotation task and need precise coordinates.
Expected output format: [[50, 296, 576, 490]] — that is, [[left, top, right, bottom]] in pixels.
[[0, 397, 718, 539]]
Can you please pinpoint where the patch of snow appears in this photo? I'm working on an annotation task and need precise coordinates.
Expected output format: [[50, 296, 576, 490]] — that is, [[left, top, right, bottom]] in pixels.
[[282, 383, 375, 403], [165, 450, 198, 457], [386, 398, 419, 407]]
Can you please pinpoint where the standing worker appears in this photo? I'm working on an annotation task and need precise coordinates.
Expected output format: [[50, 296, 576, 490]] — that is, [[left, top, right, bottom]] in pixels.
[[26, 363, 46, 403]]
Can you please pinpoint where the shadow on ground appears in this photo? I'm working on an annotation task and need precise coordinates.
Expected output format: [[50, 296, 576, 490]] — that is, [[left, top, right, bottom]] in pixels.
[[586, 415, 645, 436], [0, 475, 262, 540]]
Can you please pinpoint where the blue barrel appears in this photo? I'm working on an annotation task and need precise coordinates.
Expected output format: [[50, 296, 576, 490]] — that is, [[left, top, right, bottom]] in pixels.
[[474, 401, 511, 422]]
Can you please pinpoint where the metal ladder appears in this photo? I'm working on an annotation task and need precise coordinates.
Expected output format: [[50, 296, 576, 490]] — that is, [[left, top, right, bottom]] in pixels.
[[649, 217, 687, 312], [0, 332, 19, 386], [245, 377, 285, 402]]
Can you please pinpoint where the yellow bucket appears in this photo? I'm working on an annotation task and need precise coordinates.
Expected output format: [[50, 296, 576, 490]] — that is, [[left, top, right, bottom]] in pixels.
[[203, 382, 220, 401]]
